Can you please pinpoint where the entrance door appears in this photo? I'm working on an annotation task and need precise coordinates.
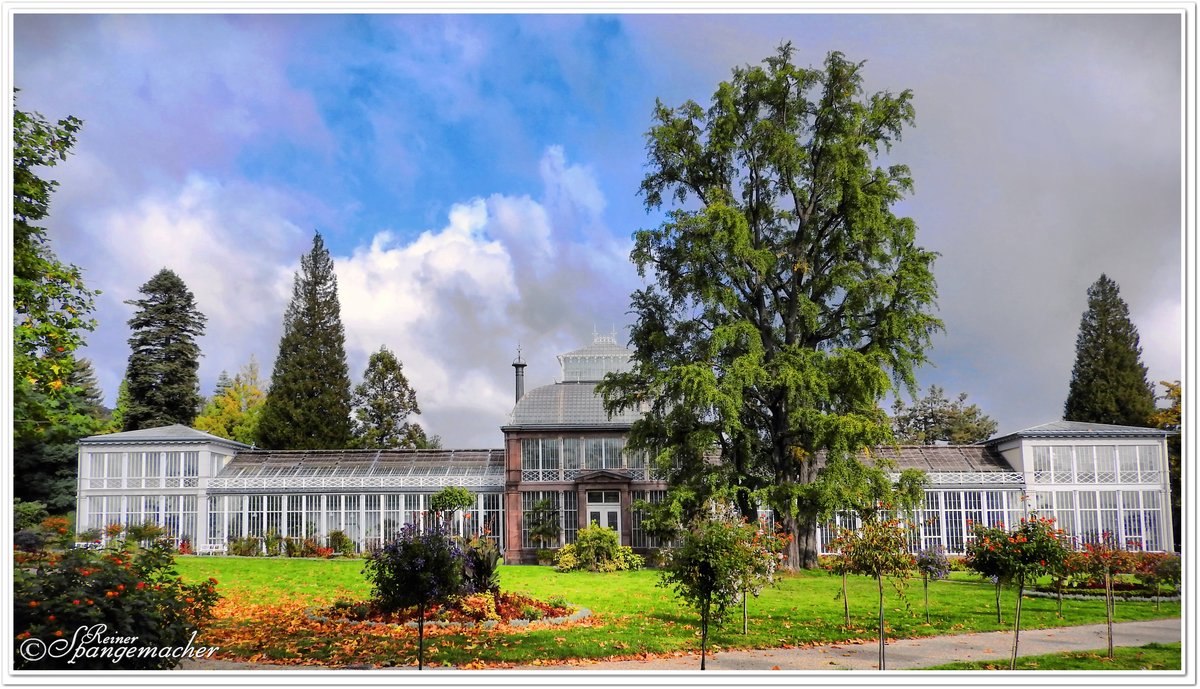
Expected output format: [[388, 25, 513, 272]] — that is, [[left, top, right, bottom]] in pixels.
[[585, 490, 621, 538]]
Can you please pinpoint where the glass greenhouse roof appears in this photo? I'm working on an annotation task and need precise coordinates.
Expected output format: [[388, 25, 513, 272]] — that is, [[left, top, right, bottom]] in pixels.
[[215, 448, 505, 480], [509, 381, 643, 428]]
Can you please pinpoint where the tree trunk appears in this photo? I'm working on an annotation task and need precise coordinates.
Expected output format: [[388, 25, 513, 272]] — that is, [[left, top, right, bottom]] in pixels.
[[417, 601, 426, 670], [877, 574, 886, 670], [1009, 575, 1024, 670], [994, 580, 1003, 624], [797, 512, 820, 569], [781, 512, 803, 569], [1105, 569, 1114, 659], [701, 603, 709, 671], [842, 570, 850, 626], [923, 574, 930, 624], [742, 589, 748, 634]]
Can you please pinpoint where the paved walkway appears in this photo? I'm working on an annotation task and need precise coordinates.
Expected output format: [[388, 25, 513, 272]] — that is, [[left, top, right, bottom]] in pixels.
[[177, 618, 1180, 672]]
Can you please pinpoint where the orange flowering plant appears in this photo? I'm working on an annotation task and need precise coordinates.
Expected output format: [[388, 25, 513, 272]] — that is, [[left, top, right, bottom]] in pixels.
[[965, 515, 1070, 670], [14, 536, 219, 670]]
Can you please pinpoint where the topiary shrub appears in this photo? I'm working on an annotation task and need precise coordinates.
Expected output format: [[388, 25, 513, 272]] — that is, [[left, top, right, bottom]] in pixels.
[[13, 539, 220, 669], [363, 523, 462, 670]]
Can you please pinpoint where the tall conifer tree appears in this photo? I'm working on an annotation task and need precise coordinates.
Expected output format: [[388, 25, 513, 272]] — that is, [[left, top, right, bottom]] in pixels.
[[1063, 274, 1156, 426], [122, 268, 207, 430], [351, 346, 432, 448], [257, 232, 353, 449]]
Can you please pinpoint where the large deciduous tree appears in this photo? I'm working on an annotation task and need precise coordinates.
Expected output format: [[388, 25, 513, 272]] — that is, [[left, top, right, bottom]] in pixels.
[[599, 46, 941, 568], [194, 357, 266, 445], [351, 345, 434, 448], [257, 232, 354, 449], [891, 385, 997, 445], [123, 268, 207, 430], [1063, 274, 1155, 427], [13, 95, 98, 448], [1149, 380, 1181, 551]]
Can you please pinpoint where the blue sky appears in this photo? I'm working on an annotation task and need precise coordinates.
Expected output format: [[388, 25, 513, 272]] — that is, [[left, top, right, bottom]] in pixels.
[[10, 12, 1185, 447]]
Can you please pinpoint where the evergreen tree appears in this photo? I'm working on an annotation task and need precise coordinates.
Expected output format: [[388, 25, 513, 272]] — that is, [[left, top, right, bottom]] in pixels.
[[257, 232, 353, 449], [352, 346, 430, 448], [122, 268, 207, 430], [1063, 275, 1155, 427], [107, 378, 130, 434], [212, 370, 233, 399], [14, 355, 108, 511], [892, 385, 997, 445]]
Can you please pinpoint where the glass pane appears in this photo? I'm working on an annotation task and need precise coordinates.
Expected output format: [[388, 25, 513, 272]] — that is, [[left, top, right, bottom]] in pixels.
[[562, 439, 580, 470], [542, 439, 560, 471], [606, 510, 618, 531]]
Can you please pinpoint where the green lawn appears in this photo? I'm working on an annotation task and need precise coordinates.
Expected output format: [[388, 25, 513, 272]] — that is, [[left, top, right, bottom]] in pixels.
[[925, 642, 1181, 671], [173, 556, 1181, 667]]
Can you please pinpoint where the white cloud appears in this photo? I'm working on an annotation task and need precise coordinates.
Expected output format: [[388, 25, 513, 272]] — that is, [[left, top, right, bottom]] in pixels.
[[73, 174, 310, 406], [333, 146, 638, 447]]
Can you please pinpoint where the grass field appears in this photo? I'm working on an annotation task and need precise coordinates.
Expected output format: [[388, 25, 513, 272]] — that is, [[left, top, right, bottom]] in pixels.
[[172, 556, 1180, 668], [925, 642, 1182, 671]]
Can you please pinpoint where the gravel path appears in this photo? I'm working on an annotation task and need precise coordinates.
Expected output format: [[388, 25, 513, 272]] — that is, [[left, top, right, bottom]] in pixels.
[[176, 618, 1181, 672]]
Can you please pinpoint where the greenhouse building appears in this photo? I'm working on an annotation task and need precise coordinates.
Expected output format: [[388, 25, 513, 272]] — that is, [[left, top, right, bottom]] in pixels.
[[75, 335, 1175, 560]]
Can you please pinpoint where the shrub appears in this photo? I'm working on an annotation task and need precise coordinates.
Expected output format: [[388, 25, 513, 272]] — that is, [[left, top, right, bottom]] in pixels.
[[362, 523, 462, 670], [520, 603, 543, 621], [553, 545, 579, 572], [327, 529, 355, 556], [15, 529, 47, 553], [573, 521, 619, 569], [263, 529, 284, 557], [616, 546, 645, 571], [1136, 552, 1181, 607], [13, 539, 219, 670], [461, 534, 501, 594], [14, 499, 49, 533], [226, 536, 262, 557], [458, 592, 499, 621], [124, 521, 166, 544], [283, 537, 305, 558], [330, 598, 371, 620]]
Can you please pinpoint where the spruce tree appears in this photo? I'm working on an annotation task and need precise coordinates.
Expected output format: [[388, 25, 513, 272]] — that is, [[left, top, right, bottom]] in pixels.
[[122, 268, 207, 430], [257, 232, 353, 449], [352, 345, 430, 448], [1063, 274, 1156, 426]]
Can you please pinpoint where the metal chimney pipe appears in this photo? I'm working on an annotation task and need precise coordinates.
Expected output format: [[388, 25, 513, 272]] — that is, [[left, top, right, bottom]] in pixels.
[[512, 346, 526, 403]]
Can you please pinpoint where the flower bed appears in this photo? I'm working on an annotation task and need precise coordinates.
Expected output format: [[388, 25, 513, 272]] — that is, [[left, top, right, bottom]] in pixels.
[[316, 591, 585, 630]]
